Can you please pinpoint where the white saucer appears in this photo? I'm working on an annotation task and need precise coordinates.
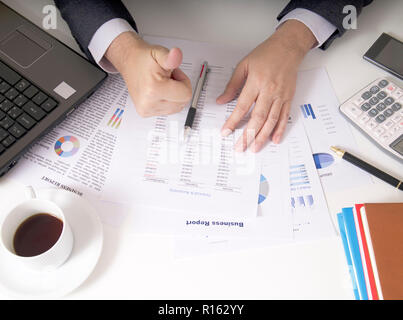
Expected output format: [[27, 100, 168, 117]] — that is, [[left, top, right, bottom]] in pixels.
[[0, 188, 103, 299]]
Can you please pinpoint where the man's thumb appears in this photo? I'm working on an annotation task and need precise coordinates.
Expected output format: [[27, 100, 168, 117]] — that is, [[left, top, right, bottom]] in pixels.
[[154, 47, 183, 71]]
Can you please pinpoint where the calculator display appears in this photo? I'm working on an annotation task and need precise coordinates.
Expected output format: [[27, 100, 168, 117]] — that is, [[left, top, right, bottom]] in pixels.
[[390, 136, 403, 156]]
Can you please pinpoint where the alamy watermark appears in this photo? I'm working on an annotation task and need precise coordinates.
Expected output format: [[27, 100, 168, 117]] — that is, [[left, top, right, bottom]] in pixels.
[[42, 5, 57, 30], [41, 4, 360, 31], [145, 121, 258, 176], [343, 5, 358, 30]]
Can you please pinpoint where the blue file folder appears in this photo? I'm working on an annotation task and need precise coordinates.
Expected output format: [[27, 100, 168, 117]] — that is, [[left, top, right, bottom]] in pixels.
[[337, 212, 360, 300], [338, 208, 368, 300]]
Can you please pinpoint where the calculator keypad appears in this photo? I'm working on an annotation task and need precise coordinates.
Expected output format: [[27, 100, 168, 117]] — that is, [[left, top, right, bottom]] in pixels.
[[340, 78, 403, 159]]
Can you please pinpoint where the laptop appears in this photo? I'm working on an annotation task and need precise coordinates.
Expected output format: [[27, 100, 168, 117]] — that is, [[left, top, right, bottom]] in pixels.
[[0, 2, 107, 177]]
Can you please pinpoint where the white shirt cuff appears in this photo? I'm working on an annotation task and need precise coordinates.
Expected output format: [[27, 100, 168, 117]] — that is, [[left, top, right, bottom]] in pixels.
[[88, 18, 136, 73], [277, 8, 337, 48]]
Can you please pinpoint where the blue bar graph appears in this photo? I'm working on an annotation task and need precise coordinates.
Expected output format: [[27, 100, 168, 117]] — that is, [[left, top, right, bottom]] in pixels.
[[289, 163, 310, 187], [300, 104, 316, 119]]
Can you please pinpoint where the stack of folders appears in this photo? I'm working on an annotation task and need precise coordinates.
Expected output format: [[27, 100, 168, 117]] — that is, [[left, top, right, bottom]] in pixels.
[[337, 203, 403, 300]]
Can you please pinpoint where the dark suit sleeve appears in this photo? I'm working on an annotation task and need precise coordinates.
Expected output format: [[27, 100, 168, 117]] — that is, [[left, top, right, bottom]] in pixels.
[[54, 0, 138, 61], [277, 0, 373, 50]]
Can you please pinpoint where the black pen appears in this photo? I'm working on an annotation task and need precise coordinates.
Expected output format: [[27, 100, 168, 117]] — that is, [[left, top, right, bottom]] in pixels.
[[184, 61, 208, 141], [330, 146, 403, 191]]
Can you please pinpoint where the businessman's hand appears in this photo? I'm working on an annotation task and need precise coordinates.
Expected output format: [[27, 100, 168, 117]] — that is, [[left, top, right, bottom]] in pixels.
[[217, 20, 317, 152], [106, 32, 192, 117]]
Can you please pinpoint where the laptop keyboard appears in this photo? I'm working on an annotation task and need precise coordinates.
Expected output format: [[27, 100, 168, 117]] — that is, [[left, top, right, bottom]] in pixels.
[[0, 60, 58, 155]]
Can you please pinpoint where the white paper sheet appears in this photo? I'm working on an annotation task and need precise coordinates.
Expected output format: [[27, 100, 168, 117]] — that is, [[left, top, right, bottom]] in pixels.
[[95, 37, 335, 243], [173, 67, 357, 258], [118, 139, 292, 240], [174, 110, 337, 259], [101, 36, 262, 219], [286, 111, 336, 241], [174, 141, 291, 239], [294, 68, 372, 193], [7, 74, 130, 224]]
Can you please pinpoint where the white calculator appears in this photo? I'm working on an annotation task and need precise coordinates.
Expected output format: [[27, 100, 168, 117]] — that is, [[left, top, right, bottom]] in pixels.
[[339, 78, 403, 162]]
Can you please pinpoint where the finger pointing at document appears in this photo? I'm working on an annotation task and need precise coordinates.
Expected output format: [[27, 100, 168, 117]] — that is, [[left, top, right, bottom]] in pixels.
[[217, 20, 317, 152]]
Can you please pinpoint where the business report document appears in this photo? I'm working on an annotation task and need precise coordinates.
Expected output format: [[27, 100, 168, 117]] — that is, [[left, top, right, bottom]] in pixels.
[[107, 36, 337, 241], [8, 44, 262, 223], [103, 37, 262, 218]]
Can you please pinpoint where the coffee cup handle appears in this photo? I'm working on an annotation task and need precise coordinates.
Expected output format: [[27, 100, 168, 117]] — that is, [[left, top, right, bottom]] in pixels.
[[26, 185, 37, 199]]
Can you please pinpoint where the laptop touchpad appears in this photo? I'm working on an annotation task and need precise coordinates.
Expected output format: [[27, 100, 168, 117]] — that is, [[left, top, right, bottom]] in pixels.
[[0, 26, 51, 67]]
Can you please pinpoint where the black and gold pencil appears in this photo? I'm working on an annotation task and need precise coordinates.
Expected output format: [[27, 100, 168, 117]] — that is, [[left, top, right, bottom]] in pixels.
[[330, 146, 403, 191]]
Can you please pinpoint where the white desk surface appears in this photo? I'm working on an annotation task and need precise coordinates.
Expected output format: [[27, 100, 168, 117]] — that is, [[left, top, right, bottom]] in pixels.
[[0, 0, 402, 299]]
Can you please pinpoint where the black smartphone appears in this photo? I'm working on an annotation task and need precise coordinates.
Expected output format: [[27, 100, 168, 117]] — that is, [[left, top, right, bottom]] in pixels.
[[363, 33, 403, 80]]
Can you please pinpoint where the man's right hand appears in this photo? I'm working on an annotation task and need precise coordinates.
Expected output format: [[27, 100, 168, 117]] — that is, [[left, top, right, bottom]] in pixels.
[[105, 32, 192, 117]]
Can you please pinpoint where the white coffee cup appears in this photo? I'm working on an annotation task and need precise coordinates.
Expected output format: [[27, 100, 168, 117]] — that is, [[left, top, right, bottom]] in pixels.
[[0, 186, 74, 272]]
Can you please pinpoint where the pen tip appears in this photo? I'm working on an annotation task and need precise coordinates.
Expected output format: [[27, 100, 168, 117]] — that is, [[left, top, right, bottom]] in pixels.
[[330, 146, 345, 157], [184, 127, 191, 142]]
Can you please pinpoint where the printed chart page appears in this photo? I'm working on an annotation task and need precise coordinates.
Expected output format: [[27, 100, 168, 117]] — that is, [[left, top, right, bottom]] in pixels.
[[103, 36, 262, 219], [8, 74, 128, 203], [119, 139, 292, 239], [294, 68, 372, 193], [174, 112, 337, 258], [106, 38, 334, 241], [285, 113, 336, 241], [174, 68, 351, 258]]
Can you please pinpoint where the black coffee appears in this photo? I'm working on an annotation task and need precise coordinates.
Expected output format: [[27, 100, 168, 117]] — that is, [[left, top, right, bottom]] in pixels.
[[13, 213, 63, 257]]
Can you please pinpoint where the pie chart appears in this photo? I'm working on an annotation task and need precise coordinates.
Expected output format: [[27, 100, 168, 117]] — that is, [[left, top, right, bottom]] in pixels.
[[54, 136, 80, 158], [313, 153, 334, 169], [258, 174, 269, 205]]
